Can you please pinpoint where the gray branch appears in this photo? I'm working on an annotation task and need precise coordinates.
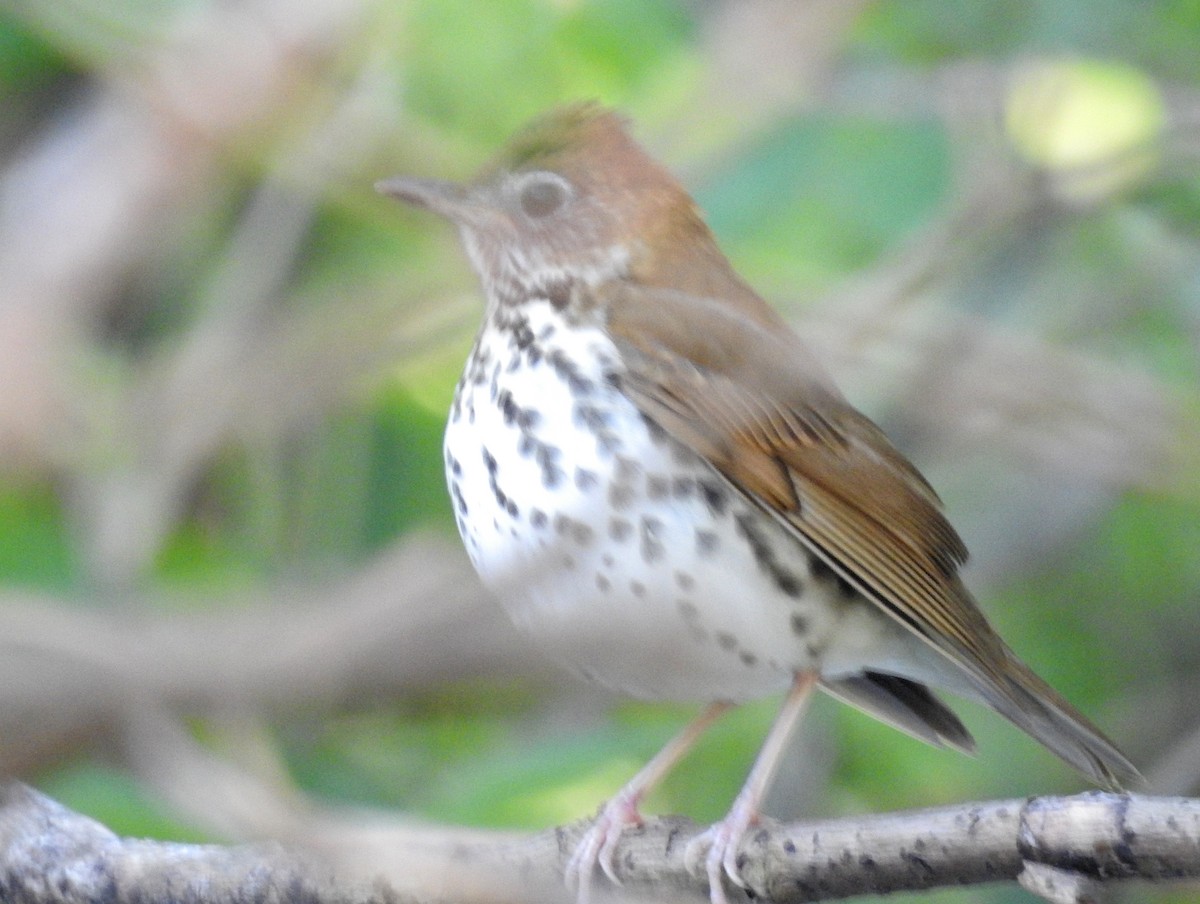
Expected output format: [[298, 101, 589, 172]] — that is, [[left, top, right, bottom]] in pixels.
[[2, 783, 1198, 904]]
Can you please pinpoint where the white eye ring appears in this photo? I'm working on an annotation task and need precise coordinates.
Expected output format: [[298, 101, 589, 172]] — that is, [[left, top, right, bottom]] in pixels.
[[517, 172, 572, 219]]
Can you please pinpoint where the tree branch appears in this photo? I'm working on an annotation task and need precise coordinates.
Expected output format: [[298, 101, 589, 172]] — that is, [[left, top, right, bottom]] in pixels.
[[3, 783, 1197, 904]]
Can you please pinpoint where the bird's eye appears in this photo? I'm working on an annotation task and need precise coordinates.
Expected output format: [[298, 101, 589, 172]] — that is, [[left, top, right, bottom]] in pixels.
[[518, 174, 570, 219]]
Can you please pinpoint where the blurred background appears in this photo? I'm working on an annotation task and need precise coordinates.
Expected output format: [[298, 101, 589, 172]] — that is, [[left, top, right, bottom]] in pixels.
[[0, 1, 1197, 902]]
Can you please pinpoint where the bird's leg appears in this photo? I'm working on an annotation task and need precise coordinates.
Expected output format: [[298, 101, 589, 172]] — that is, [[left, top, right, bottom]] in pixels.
[[686, 670, 820, 904], [566, 700, 733, 902]]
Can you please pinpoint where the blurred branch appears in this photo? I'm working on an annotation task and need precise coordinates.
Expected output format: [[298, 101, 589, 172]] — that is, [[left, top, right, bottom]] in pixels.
[[0, 782, 409, 904], [3, 783, 1198, 904], [0, 534, 559, 776]]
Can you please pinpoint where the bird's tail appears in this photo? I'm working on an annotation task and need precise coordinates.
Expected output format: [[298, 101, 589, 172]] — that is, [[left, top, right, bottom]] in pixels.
[[980, 652, 1142, 790]]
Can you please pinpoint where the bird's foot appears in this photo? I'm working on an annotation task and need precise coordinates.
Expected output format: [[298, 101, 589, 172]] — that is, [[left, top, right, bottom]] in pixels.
[[684, 799, 758, 904], [565, 792, 644, 904]]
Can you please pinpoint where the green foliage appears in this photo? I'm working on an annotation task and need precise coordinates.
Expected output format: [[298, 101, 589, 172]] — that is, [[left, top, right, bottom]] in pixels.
[[854, 0, 1153, 61], [700, 117, 950, 292], [362, 386, 456, 546], [0, 12, 71, 89], [404, 0, 692, 139], [41, 761, 213, 843], [0, 484, 76, 592]]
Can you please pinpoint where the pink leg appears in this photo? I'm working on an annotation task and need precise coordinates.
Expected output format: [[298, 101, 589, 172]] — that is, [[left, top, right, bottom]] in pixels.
[[566, 701, 733, 903], [686, 671, 820, 904]]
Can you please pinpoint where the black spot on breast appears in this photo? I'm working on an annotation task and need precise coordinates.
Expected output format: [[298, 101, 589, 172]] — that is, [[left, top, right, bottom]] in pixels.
[[672, 477, 695, 499], [576, 400, 604, 429], [608, 481, 635, 510], [574, 403, 619, 453], [811, 557, 857, 598], [609, 518, 633, 542], [696, 529, 719, 557], [596, 432, 622, 455], [775, 572, 802, 598], [535, 443, 564, 489], [735, 513, 770, 562], [481, 448, 518, 517], [641, 415, 669, 445], [553, 514, 593, 546], [504, 313, 536, 351], [614, 456, 639, 482], [700, 480, 728, 516], [496, 388, 540, 430], [547, 348, 595, 395], [735, 513, 804, 599]]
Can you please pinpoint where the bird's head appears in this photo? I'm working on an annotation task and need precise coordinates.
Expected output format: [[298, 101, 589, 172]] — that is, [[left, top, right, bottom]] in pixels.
[[378, 103, 722, 306]]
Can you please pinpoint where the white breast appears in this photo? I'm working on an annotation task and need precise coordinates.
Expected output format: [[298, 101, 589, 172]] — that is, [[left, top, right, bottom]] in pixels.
[[443, 299, 938, 702]]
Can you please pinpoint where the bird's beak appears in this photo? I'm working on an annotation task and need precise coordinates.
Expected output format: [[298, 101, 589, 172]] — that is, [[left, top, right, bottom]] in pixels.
[[376, 176, 480, 224]]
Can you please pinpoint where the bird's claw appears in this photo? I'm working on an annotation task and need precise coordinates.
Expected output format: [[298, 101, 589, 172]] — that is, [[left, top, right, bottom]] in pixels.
[[684, 810, 757, 904], [565, 796, 643, 903]]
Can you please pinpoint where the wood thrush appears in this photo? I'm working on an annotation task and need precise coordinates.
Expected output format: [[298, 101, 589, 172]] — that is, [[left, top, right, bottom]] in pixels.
[[378, 103, 1140, 903]]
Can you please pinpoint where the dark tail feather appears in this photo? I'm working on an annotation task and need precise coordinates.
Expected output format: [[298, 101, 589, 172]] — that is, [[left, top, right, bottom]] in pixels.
[[981, 655, 1142, 790], [822, 673, 976, 755]]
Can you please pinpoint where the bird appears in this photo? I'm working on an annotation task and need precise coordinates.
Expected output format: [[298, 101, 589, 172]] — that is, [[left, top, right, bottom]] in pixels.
[[377, 102, 1140, 903]]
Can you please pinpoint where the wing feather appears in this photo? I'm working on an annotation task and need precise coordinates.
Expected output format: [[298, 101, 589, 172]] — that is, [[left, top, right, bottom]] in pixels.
[[602, 282, 1141, 788], [604, 283, 1000, 676]]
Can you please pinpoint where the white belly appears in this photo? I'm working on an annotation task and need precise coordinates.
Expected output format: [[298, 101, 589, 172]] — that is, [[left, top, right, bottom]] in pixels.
[[444, 300, 934, 702]]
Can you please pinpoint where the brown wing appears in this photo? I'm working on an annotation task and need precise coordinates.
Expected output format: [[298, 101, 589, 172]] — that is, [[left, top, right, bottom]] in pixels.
[[604, 282, 1141, 788], [603, 283, 1007, 680]]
